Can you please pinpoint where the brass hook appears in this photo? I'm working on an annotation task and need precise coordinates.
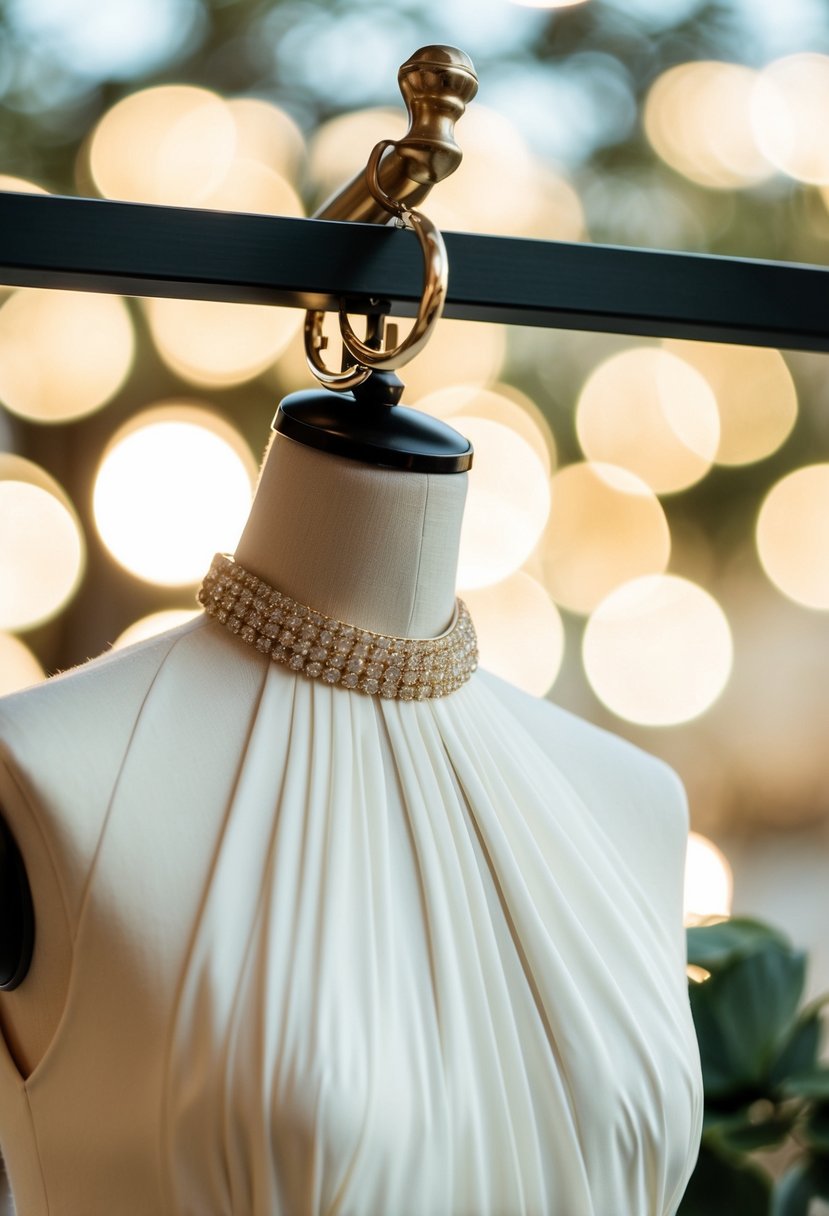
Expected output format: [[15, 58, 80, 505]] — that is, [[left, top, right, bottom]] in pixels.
[[303, 46, 475, 393], [313, 46, 478, 225]]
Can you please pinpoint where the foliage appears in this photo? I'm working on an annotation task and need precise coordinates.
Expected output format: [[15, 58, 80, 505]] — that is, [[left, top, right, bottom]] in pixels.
[[680, 917, 829, 1216]]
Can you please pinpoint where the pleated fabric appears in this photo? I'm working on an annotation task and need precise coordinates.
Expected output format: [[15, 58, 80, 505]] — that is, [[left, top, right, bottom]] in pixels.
[[160, 641, 703, 1215], [0, 619, 703, 1215]]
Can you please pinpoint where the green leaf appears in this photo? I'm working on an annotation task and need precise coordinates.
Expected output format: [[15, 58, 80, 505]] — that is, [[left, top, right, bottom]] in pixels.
[[781, 1069, 829, 1100], [714, 1114, 797, 1154], [803, 1103, 829, 1151], [678, 1144, 771, 1215], [769, 1011, 822, 1088], [702, 1102, 796, 1153], [687, 918, 792, 972], [689, 945, 806, 1097]]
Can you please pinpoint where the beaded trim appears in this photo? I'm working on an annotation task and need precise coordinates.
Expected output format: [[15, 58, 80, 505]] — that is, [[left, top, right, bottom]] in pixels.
[[198, 553, 478, 700]]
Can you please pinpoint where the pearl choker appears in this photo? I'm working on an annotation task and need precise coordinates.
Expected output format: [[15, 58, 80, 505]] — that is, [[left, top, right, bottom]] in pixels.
[[198, 553, 478, 700]]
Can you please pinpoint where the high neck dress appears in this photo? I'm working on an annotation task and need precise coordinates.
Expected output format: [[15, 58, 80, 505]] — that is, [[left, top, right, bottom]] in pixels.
[[0, 614, 703, 1215]]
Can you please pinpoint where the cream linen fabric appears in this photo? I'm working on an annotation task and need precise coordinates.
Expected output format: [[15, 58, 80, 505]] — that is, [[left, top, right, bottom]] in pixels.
[[0, 616, 703, 1215]]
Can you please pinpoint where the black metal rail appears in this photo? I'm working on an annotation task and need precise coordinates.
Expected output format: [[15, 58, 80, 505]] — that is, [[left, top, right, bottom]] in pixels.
[[1, 191, 828, 351]]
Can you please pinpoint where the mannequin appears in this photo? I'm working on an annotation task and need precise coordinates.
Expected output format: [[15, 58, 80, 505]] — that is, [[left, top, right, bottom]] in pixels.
[[0, 428, 466, 1074], [0, 419, 703, 1215]]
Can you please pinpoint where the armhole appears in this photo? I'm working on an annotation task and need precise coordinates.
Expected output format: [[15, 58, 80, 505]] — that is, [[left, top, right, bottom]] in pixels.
[[0, 811, 34, 991]]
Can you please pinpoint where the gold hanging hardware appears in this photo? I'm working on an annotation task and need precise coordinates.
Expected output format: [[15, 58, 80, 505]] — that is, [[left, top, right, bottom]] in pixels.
[[303, 46, 476, 393]]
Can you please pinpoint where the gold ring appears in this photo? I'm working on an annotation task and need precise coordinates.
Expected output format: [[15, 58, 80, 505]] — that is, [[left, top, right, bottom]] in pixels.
[[304, 309, 371, 390], [302, 138, 448, 388], [338, 141, 447, 372]]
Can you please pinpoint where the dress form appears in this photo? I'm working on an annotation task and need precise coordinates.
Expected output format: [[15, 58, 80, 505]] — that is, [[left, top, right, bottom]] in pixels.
[[0, 429, 467, 1078], [0, 420, 703, 1215]]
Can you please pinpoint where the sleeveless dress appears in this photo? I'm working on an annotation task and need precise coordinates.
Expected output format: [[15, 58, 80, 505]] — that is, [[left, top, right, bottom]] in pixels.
[[0, 617, 703, 1214]]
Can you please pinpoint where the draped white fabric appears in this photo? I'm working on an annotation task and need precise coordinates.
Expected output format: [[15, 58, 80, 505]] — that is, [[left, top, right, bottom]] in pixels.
[[0, 619, 703, 1214], [163, 657, 703, 1215]]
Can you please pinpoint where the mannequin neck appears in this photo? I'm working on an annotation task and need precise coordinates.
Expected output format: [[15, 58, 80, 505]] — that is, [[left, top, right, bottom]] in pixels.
[[234, 432, 467, 638]]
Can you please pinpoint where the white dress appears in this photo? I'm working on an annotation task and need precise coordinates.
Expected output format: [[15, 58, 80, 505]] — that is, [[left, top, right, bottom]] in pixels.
[[0, 615, 703, 1214]]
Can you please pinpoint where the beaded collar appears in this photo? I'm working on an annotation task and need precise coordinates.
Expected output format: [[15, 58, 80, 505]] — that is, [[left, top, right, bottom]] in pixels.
[[198, 553, 478, 700]]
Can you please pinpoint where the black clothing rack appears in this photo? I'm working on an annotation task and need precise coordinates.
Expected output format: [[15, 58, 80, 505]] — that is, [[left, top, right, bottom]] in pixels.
[[2, 190, 829, 353]]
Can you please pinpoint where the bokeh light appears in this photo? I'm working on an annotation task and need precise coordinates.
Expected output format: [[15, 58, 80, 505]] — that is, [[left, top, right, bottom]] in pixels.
[[201, 162, 303, 217], [225, 98, 305, 184], [89, 86, 306, 214], [582, 574, 733, 726], [113, 608, 201, 650], [752, 53, 829, 185], [0, 454, 85, 630], [397, 318, 507, 402], [539, 462, 670, 614], [462, 572, 564, 695], [416, 383, 555, 474], [662, 339, 797, 466], [756, 465, 829, 610], [576, 347, 720, 494], [0, 632, 46, 696], [89, 85, 237, 205], [145, 297, 301, 387], [425, 105, 584, 239], [684, 832, 734, 926], [455, 417, 551, 590], [0, 289, 134, 423], [522, 166, 586, 241], [644, 61, 773, 189], [308, 107, 406, 202], [93, 404, 256, 586], [0, 176, 47, 194]]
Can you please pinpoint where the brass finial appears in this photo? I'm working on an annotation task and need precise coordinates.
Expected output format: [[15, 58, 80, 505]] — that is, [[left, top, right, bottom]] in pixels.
[[314, 45, 478, 224]]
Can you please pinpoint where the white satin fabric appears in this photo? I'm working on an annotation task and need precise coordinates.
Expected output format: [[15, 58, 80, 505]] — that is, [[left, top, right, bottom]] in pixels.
[[0, 618, 703, 1214]]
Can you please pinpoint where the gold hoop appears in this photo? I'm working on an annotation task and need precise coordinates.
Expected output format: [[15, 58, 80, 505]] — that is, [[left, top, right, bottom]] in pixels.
[[302, 138, 448, 388], [338, 141, 447, 371], [304, 309, 371, 390]]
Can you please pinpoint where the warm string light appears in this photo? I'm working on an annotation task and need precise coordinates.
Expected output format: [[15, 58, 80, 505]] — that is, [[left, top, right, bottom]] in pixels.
[[752, 53, 829, 186], [454, 416, 550, 590], [644, 61, 773, 190], [93, 404, 255, 586], [416, 383, 556, 474], [0, 288, 134, 423], [684, 833, 733, 926], [582, 574, 733, 726], [576, 347, 720, 495], [0, 632, 45, 696], [462, 572, 564, 696], [396, 318, 507, 402], [756, 465, 829, 610], [0, 455, 85, 630], [539, 462, 670, 615], [144, 297, 301, 388], [662, 340, 796, 466]]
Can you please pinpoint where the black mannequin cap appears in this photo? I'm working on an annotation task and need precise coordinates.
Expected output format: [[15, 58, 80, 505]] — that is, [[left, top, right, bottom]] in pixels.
[[273, 374, 474, 474]]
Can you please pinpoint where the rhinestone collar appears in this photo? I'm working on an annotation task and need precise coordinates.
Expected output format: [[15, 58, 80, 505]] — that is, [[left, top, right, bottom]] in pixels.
[[198, 553, 478, 700]]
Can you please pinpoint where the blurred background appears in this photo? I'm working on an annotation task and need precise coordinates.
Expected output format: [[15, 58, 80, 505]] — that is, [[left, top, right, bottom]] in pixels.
[[1, 0, 828, 1051]]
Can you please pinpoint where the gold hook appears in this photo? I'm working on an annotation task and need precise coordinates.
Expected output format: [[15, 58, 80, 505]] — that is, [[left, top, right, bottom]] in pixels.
[[302, 46, 473, 393], [314, 46, 478, 225], [336, 141, 447, 372]]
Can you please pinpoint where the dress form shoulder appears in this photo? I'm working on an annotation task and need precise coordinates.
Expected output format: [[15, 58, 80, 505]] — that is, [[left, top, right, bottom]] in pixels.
[[480, 669, 691, 956]]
